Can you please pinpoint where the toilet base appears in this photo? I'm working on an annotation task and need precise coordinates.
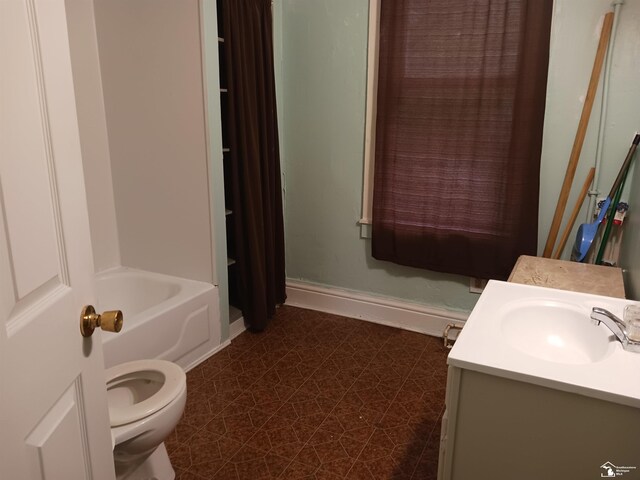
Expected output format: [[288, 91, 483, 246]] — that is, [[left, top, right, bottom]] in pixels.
[[116, 443, 175, 480]]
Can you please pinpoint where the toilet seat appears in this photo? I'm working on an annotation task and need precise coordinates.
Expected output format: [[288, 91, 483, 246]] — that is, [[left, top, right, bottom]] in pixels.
[[106, 359, 186, 427]]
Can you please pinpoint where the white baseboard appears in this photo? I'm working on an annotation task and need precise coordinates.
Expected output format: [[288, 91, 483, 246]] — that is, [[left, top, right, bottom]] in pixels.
[[229, 317, 246, 340], [286, 280, 468, 338]]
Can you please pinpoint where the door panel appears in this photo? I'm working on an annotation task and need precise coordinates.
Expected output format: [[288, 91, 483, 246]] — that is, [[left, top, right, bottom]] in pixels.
[[3, 0, 60, 300], [1, 0, 61, 324], [25, 378, 91, 480], [0, 0, 115, 478]]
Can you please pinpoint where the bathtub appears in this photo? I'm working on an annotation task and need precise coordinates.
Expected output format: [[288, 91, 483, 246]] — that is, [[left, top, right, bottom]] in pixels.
[[97, 267, 222, 371]]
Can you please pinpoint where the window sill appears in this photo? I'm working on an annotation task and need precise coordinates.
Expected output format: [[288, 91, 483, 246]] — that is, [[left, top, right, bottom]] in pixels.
[[358, 219, 372, 239]]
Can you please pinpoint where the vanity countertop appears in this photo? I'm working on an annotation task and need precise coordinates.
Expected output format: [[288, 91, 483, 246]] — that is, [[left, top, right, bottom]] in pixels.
[[448, 280, 640, 408], [508, 255, 625, 299]]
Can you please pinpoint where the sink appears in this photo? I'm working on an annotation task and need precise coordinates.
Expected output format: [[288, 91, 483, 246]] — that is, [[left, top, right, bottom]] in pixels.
[[448, 280, 640, 408], [500, 300, 615, 364]]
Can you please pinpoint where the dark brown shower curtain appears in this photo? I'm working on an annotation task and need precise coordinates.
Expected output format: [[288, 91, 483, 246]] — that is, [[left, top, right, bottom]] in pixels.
[[372, 0, 553, 280], [222, 0, 286, 331]]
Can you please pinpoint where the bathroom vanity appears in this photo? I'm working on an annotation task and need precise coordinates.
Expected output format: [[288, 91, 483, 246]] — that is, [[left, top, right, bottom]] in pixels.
[[437, 280, 640, 480]]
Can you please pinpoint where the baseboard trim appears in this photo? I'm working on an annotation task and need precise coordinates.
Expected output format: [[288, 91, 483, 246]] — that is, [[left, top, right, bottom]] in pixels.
[[229, 317, 246, 340], [286, 280, 468, 338]]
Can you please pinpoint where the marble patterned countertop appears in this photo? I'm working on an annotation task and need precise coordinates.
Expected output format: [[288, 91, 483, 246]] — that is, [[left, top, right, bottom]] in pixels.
[[508, 255, 625, 299]]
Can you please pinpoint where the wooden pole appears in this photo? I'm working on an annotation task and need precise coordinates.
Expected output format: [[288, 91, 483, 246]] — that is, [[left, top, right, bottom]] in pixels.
[[542, 12, 614, 258], [552, 167, 595, 259]]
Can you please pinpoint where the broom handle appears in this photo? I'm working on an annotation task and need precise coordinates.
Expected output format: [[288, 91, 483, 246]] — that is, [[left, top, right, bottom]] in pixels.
[[553, 168, 595, 259], [594, 133, 640, 264], [595, 173, 626, 265], [607, 133, 640, 199], [542, 12, 614, 258]]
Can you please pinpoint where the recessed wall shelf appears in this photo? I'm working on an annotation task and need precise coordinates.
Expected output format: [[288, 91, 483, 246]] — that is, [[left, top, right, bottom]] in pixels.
[[218, 0, 243, 318]]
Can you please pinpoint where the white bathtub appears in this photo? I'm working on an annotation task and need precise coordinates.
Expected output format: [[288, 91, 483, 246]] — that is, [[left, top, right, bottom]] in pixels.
[[97, 267, 222, 371]]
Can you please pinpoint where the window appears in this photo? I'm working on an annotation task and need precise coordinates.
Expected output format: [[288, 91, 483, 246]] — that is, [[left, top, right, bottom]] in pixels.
[[364, 0, 553, 280]]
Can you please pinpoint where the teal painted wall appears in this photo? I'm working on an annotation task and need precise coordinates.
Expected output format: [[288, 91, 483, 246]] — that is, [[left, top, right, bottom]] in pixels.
[[620, 155, 640, 300], [538, 0, 640, 262], [275, 0, 477, 313], [275, 0, 640, 313]]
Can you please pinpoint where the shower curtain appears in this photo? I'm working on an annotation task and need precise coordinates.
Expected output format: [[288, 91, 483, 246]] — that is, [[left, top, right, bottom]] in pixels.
[[222, 0, 286, 331]]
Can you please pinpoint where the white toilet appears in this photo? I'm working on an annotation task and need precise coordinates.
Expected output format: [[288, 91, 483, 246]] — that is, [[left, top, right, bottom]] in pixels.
[[106, 359, 187, 480]]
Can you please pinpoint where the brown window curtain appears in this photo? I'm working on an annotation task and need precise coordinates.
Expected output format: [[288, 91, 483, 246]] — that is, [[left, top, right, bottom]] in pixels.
[[372, 0, 553, 280], [222, 0, 286, 331]]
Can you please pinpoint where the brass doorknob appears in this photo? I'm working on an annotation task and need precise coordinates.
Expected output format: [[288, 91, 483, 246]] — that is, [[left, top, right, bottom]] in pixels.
[[80, 305, 123, 337]]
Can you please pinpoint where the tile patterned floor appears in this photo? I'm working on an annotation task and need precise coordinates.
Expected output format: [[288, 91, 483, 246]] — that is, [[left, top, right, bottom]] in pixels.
[[166, 305, 448, 479]]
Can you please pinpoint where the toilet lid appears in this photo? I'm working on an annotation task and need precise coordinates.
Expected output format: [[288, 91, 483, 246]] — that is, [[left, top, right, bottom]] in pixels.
[[105, 359, 186, 427]]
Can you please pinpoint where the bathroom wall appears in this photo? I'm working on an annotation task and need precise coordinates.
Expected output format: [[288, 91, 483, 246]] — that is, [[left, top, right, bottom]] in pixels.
[[539, 0, 640, 262], [275, 0, 640, 313], [541, 0, 640, 297], [65, 0, 120, 273], [275, 0, 476, 314], [620, 158, 640, 300], [93, 0, 214, 283]]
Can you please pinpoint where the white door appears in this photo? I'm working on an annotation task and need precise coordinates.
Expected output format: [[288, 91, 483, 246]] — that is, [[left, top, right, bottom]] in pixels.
[[0, 0, 116, 479]]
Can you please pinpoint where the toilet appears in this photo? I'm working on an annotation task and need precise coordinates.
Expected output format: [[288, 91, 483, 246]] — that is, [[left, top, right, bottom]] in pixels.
[[106, 359, 187, 480]]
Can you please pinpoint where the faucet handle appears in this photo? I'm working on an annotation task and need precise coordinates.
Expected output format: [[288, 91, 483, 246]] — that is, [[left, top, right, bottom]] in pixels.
[[592, 306, 640, 353]]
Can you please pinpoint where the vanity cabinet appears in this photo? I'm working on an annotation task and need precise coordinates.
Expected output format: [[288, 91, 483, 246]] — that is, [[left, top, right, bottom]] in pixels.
[[438, 366, 640, 480], [437, 280, 640, 480]]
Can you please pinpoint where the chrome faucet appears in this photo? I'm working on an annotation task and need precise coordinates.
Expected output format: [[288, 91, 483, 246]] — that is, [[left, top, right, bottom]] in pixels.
[[591, 307, 640, 353]]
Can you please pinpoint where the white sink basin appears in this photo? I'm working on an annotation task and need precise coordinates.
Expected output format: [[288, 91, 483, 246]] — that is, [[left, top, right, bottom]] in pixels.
[[448, 280, 640, 408], [500, 300, 615, 364]]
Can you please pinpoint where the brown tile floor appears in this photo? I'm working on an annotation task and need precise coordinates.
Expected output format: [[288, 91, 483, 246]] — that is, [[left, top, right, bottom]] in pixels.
[[166, 305, 448, 479]]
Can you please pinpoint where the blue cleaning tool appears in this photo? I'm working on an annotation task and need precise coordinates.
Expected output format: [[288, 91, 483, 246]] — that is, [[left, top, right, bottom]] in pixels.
[[572, 133, 640, 262]]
